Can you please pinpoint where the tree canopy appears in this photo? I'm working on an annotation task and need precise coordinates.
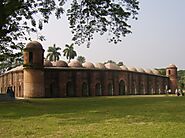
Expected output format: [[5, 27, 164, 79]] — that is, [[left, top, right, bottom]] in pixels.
[[67, 0, 139, 46], [63, 43, 77, 63], [77, 56, 86, 63], [0, 0, 139, 71], [46, 44, 61, 61], [0, 0, 139, 50], [178, 70, 185, 91]]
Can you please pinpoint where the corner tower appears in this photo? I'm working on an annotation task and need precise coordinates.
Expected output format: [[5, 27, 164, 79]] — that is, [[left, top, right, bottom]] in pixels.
[[166, 64, 178, 93], [23, 41, 45, 97]]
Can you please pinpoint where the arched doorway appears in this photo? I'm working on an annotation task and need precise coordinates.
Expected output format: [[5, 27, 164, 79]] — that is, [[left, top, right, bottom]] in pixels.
[[82, 82, 89, 96], [19, 85, 22, 97], [50, 82, 57, 97], [119, 80, 125, 95], [139, 83, 144, 95], [108, 83, 113, 96], [95, 83, 102, 96], [66, 81, 75, 97]]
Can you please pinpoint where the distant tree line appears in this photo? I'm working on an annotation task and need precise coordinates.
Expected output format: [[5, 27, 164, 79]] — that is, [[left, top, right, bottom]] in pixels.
[[177, 70, 185, 91]]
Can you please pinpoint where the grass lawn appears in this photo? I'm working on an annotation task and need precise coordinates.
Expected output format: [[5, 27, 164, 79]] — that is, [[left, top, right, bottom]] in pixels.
[[0, 95, 185, 138]]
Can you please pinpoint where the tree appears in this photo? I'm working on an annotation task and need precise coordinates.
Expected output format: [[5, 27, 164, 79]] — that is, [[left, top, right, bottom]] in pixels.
[[63, 43, 77, 63], [180, 82, 184, 91], [178, 70, 185, 91], [0, 43, 24, 73], [0, 0, 139, 71], [77, 56, 86, 63], [46, 44, 61, 61], [104, 60, 116, 64], [156, 68, 166, 76], [0, 0, 139, 55], [117, 61, 124, 66]]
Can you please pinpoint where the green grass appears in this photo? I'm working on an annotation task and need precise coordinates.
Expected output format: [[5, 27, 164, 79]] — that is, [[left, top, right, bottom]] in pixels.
[[0, 95, 185, 138]]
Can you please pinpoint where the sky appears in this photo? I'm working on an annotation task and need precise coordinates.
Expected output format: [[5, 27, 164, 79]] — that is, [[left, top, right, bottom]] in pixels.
[[33, 0, 185, 70]]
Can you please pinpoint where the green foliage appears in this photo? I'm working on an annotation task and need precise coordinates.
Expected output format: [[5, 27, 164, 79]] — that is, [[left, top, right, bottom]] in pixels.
[[178, 70, 185, 90], [1, 96, 185, 137], [0, 0, 139, 55], [0, 0, 63, 71], [156, 68, 166, 76], [46, 44, 61, 61], [63, 43, 77, 63], [0, 0, 139, 71], [104, 60, 116, 64], [104, 60, 124, 66], [77, 56, 86, 63], [0, 43, 24, 73], [117, 61, 124, 66], [68, 0, 139, 46]]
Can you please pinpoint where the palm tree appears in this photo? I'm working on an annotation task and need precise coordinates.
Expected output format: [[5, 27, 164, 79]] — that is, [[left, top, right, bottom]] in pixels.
[[77, 56, 86, 63], [46, 44, 61, 61], [63, 43, 77, 63]]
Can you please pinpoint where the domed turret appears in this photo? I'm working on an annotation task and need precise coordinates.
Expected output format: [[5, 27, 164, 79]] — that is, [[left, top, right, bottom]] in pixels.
[[23, 41, 44, 68], [23, 41, 45, 98], [166, 64, 178, 93], [167, 64, 177, 68]]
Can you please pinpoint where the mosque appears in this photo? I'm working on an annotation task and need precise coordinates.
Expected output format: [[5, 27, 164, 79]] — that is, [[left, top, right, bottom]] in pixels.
[[0, 41, 178, 98]]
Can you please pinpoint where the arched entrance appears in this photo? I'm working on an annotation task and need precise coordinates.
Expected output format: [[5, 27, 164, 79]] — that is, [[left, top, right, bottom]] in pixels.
[[119, 80, 125, 95], [82, 82, 89, 96], [139, 83, 144, 95], [108, 83, 113, 96], [66, 81, 75, 97], [50, 82, 57, 97], [95, 83, 102, 96]]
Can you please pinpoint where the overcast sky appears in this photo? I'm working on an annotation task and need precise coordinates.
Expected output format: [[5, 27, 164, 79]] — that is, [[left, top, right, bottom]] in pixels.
[[33, 0, 185, 70]]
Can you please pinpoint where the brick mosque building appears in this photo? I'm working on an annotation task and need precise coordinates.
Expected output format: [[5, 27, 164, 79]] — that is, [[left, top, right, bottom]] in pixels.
[[0, 41, 178, 98]]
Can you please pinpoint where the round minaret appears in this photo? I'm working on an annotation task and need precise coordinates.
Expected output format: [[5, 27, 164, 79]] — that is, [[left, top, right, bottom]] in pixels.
[[166, 64, 178, 93], [23, 41, 45, 97]]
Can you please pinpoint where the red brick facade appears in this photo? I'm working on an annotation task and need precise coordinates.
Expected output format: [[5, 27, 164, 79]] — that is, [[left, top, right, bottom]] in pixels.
[[0, 41, 177, 98]]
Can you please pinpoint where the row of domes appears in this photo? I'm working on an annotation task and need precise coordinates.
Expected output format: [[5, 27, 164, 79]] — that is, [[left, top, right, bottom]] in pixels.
[[26, 41, 175, 76], [44, 60, 160, 75]]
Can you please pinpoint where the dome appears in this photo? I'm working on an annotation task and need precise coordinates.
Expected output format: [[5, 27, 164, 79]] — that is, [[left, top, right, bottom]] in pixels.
[[94, 63, 106, 69], [25, 41, 43, 49], [145, 69, 153, 74], [137, 67, 145, 73], [51, 61, 57, 66], [44, 60, 53, 67], [120, 65, 128, 70], [55, 60, 68, 67], [82, 62, 95, 69], [128, 66, 137, 72], [68, 60, 82, 68], [167, 64, 177, 68], [105, 63, 121, 70], [152, 69, 160, 75]]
